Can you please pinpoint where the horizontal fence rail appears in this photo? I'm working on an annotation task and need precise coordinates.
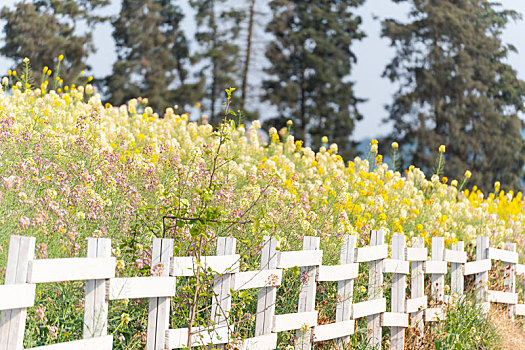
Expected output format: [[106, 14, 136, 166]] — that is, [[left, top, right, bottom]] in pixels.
[[0, 231, 524, 349]]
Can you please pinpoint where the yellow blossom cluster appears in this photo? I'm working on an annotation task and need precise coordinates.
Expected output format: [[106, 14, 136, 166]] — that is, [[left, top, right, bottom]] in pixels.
[[1, 86, 524, 254]]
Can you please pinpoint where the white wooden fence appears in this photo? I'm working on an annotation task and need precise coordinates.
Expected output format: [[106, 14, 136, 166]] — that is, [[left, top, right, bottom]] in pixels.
[[0, 231, 523, 349]]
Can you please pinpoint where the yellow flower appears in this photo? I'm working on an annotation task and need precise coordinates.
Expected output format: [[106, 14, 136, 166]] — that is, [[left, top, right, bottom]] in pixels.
[[464, 170, 472, 179], [494, 181, 500, 192], [416, 224, 423, 232], [451, 179, 458, 187], [391, 142, 398, 149], [321, 136, 328, 143], [286, 120, 293, 126], [195, 102, 201, 108], [439, 144, 446, 153], [58, 54, 64, 62]]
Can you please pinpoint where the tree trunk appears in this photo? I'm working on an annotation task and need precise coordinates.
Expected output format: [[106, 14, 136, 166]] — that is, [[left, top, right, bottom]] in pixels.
[[210, 1, 217, 122], [241, 0, 256, 110]]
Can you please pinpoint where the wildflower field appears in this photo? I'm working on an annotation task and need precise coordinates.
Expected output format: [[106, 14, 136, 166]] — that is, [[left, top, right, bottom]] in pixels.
[[0, 76, 523, 348]]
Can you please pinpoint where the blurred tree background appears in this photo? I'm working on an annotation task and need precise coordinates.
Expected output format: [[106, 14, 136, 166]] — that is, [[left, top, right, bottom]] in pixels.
[[1, 0, 525, 191]]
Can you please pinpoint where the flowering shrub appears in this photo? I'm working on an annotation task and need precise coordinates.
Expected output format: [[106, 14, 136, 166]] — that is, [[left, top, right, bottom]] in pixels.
[[0, 65, 523, 347]]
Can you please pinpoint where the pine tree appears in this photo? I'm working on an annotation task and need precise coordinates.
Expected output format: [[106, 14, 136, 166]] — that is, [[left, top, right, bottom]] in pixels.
[[240, 0, 256, 112], [105, 0, 193, 113], [190, 0, 244, 123], [0, 0, 108, 82], [263, 0, 365, 159], [382, 0, 525, 191]]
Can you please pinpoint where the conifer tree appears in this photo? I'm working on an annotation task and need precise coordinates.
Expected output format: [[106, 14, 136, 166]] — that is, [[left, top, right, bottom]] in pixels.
[[190, 0, 244, 123], [382, 0, 525, 191], [0, 0, 108, 82], [106, 0, 194, 113], [263, 0, 365, 159]]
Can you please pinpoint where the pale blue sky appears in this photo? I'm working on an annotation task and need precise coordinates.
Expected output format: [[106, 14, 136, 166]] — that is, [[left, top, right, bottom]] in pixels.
[[1, 0, 524, 140]]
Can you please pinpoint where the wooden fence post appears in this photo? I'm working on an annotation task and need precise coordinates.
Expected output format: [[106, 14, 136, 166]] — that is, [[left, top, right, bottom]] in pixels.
[[146, 238, 174, 350], [431, 237, 445, 306], [0, 235, 35, 350], [368, 230, 384, 348], [335, 235, 356, 349], [450, 241, 465, 296], [390, 234, 406, 350], [476, 236, 489, 314], [504, 242, 517, 319], [255, 236, 279, 337], [295, 236, 320, 349], [84, 238, 111, 338], [210, 237, 237, 349], [409, 237, 425, 344]]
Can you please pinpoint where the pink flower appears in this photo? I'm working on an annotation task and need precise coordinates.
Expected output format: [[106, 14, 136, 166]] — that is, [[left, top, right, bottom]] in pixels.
[[36, 243, 48, 259], [35, 304, 46, 322], [18, 216, 30, 230], [48, 325, 58, 340], [2, 175, 20, 190]]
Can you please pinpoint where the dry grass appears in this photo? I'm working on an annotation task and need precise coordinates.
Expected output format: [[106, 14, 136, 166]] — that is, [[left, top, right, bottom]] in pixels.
[[489, 307, 525, 350]]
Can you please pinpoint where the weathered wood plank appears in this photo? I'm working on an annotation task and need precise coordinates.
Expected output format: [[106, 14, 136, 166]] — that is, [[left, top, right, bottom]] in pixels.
[[425, 260, 447, 275], [83, 238, 111, 339], [296, 236, 320, 349], [210, 237, 236, 349], [406, 247, 427, 261], [515, 304, 525, 315], [171, 255, 240, 276], [444, 248, 467, 264], [488, 290, 518, 304], [464, 259, 491, 276], [355, 244, 388, 262], [352, 298, 387, 319], [0, 235, 36, 350], [313, 320, 355, 342], [272, 311, 318, 333], [0, 284, 36, 310], [29, 335, 113, 350], [241, 334, 278, 349], [425, 308, 444, 322], [276, 249, 322, 269], [405, 296, 428, 314], [165, 326, 231, 348], [29, 257, 115, 283], [410, 237, 425, 345], [391, 234, 406, 349], [383, 258, 409, 275], [475, 237, 489, 313], [108, 277, 176, 300], [232, 269, 282, 291], [504, 242, 517, 318], [451, 242, 465, 295], [382, 312, 409, 328], [317, 263, 359, 282], [488, 247, 519, 264], [367, 230, 385, 348], [335, 235, 356, 349], [146, 238, 174, 350], [255, 236, 279, 337]]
